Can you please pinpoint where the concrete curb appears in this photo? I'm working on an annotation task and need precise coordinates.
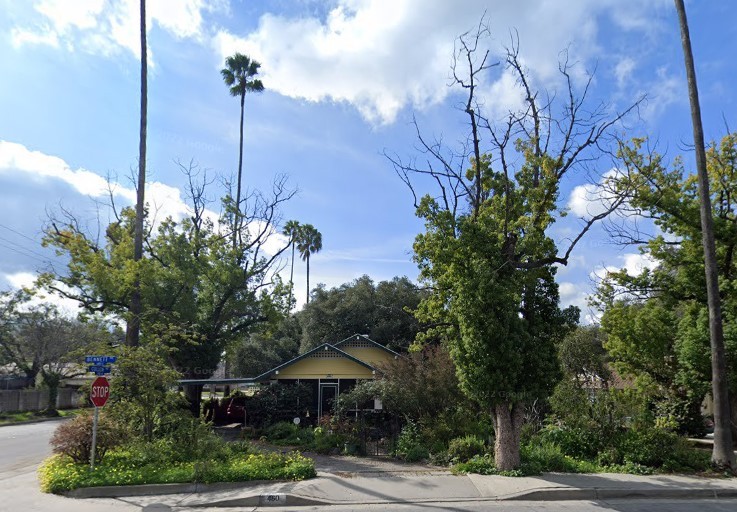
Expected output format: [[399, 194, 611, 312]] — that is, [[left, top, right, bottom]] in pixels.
[[64, 480, 292, 499], [504, 487, 737, 501], [65, 482, 737, 504]]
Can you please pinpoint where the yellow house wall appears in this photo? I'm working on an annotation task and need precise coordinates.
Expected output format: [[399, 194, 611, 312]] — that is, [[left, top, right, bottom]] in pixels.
[[339, 346, 395, 366], [276, 356, 374, 379]]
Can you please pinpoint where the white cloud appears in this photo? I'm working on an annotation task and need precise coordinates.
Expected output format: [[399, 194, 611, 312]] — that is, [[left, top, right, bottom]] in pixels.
[[590, 252, 657, 281], [0, 140, 192, 227], [621, 252, 658, 275], [213, 0, 666, 125], [0, 140, 290, 260], [558, 281, 599, 324], [0, 140, 135, 202], [614, 57, 636, 88], [11, 0, 223, 59], [567, 169, 621, 218], [3, 271, 82, 317], [10, 26, 60, 49], [640, 66, 683, 121]]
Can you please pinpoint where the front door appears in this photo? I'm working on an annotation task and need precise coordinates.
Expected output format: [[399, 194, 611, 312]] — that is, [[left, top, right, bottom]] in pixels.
[[318, 383, 338, 418]]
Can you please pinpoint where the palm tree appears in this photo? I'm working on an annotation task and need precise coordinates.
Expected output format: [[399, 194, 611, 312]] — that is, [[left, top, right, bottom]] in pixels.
[[674, 0, 735, 471], [220, 53, 264, 249], [296, 224, 322, 304], [282, 220, 301, 309], [127, 0, 147, 347]]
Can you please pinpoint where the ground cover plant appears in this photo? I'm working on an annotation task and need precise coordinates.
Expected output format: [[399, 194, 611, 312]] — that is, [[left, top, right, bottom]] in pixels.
[[39, 444, 315, 494]]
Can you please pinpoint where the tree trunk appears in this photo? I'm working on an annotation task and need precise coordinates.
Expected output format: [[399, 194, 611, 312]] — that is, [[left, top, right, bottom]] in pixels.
[[493, 401, 525, 471], [289, 241, 295, 308], [185, 383, 203, 417], [126, 0, 147, 348], [306, 253, 310, 304], [674, 0, 735, 471], [233, 93, 245, 251], [42, 373, 60, 416], [730, 394, 737, 445]]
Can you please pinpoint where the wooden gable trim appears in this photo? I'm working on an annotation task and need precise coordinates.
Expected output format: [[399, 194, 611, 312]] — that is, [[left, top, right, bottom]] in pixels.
[[333, 334, 401, 357]]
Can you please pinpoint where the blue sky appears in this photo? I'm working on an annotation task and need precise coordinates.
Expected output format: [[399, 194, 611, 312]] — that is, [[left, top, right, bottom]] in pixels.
[[0, 0, 735, 322]]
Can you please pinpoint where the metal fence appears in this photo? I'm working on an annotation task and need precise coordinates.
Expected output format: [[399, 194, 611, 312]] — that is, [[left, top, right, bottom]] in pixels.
[[0, 388, 83, 413]]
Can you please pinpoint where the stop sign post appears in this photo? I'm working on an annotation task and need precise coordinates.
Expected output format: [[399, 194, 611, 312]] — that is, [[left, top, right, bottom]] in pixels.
[[89, 377, 110, 469]]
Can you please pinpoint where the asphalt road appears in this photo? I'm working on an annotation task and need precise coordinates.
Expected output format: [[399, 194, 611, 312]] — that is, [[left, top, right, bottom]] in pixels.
[[0, 420, 59, 478]]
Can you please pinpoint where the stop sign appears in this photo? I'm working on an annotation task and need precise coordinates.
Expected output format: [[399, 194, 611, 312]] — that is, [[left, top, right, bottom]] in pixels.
[[90, 377, 110, 407]]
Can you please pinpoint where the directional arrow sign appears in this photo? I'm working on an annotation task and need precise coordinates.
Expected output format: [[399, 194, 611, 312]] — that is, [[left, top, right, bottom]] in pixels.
[[88, 365, 112, 375], [85, 355, 117, 364]]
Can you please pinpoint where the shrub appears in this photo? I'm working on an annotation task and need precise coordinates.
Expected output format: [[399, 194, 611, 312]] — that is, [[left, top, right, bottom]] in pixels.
[[404, 445, 429, 462], [49, 412, 123, 464], [537, 425, 611, 460], [310, 427, 343, 454], [521, 442, 599, 474], [38, 449, 316, 494], [447, 435, 486, 463], [265, 421, 314, 447], [395, 420, 428, 461], [107, 344, 188, 442]]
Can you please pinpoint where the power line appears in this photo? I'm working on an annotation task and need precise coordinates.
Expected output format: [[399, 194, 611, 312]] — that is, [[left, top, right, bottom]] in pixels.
[[0, 223, 40, 244], [0, 234, 52, 261]]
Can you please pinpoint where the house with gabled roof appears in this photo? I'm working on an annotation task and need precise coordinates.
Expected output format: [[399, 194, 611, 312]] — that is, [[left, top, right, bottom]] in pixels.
[[181, 334, 400, 418], [252, 334, 399, 417]]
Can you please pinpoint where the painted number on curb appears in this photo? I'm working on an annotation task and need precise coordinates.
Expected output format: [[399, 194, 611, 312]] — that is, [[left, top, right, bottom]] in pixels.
[[260, 494, 286, 506]]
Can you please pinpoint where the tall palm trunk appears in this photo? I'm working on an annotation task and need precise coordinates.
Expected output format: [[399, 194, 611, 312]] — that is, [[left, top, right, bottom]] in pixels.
[[233, 93, 245, 251], [306, 253, 310, 304], [289, 241, 296, 307], [126, 0, 147, 347], [674, 0, 735, 470]]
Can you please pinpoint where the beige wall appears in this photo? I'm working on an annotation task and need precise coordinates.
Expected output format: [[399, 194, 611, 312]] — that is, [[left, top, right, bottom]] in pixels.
[[339, 346, 395, 367], [276, 355, 374, 380]]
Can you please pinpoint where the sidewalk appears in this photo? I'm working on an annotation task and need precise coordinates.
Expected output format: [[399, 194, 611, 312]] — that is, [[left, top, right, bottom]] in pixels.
[[69, 468, 737, 508]]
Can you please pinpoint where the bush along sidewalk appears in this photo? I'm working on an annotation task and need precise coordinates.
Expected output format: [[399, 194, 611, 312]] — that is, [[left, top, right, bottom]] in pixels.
[[38, 448, 316, 494], [451, 429, 714, 478], [38, 406, 315, 494]]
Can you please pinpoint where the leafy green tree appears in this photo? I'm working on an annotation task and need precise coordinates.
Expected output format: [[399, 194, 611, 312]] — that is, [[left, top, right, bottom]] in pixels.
[[599, 133, 737, 443], [282, 220, 301, 309], [42, 168, 292, 415], [598, 300, 708, 435], [0, 290, 116, 414], [108, 343, 185, 442], [389, 27, 636, 469], [296, 223, 322, 304], [231, 315, 301, 378], [297, 275, 425, 352], [557, 326, 611, 386], [221, 52, 264, 249], [339, 345, 463, 422]]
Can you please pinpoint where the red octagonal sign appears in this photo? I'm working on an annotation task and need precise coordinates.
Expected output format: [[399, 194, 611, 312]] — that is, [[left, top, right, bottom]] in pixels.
[[90, 377, 110, 407]]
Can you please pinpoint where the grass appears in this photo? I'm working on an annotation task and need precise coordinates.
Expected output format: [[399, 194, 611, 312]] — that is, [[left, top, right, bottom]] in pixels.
[[38, 447, 316, 494], [0, 408, 86, 426]]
